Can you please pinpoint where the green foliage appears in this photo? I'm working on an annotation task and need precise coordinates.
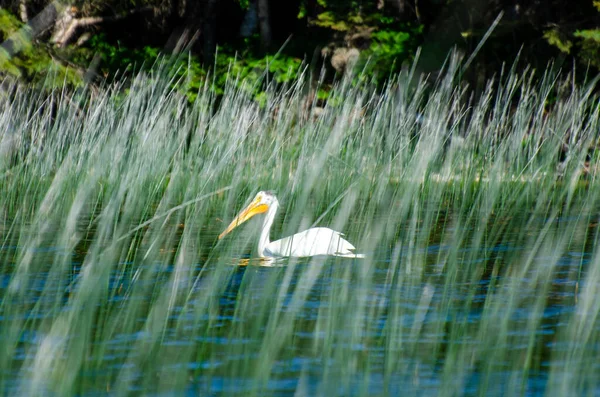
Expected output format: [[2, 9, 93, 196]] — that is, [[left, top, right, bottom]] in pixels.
[[545, 3, 600, 71], [236, 0, 250, 9], [0, 0, 417, 99], [577, 1, 600, 69], [574, 29, 600, 41], [74, 33, 208, 101], [75, 33, 302, 102], [213, 50, 302, 98], [308, 1, 423, 86], [360, 25, 422, 84], [543, 29, 573, 53], [0, 9, 82, 87], [574, 29, 600, 69], [0, 8, 22, 33], [81, 33, 161, 74], [313, 11, 351, 31]]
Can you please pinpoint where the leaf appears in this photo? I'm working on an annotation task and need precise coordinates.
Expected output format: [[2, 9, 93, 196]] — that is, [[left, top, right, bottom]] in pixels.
[[574, 29, 600, 42], [543, 29, 573, 54]]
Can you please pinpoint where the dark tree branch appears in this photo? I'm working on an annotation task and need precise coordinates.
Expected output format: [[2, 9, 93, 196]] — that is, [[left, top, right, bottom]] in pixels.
[[51, 5, 154, 47]]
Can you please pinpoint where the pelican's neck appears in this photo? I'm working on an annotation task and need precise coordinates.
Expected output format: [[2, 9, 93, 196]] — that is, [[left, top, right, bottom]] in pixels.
[[258, 198, 278, 257]]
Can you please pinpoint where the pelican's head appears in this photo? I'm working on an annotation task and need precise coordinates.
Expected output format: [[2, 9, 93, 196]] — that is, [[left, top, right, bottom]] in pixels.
[[218, 191, 277, 239]]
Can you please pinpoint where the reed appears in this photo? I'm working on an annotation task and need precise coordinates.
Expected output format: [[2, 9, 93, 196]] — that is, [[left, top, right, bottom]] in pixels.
[[0, 57, 598, 395]]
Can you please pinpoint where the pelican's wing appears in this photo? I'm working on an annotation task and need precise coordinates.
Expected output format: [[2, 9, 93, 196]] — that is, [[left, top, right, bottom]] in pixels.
[[265, 227, 363, 258]]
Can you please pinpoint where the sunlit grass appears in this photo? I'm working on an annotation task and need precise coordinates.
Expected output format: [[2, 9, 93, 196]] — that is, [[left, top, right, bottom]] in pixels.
[[0, 57, 599, 395]]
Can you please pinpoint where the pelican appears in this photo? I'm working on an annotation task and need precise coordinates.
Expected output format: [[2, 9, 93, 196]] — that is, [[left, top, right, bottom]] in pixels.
[[218, 191, 364, 258]]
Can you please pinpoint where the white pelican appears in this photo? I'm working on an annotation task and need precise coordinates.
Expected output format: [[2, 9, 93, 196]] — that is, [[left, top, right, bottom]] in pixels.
[[218, 191, 364, 258]]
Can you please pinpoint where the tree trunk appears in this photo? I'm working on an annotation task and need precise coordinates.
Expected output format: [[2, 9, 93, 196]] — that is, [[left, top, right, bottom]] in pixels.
[[19, 0, 28, 22], [240, 0, 258, 37], [393, 0, 406, 14], [27, 2, 59, 37], [257, 0, 271, 51], [164, 0, 204, 55], [203, 0, 218, 65]]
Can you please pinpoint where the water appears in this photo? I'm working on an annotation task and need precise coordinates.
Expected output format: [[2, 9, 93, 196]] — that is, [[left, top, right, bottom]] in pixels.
[[0, 213, 597, 396]]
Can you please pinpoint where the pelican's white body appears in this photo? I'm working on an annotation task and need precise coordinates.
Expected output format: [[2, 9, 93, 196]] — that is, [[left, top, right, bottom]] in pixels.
[[221, 191, 364, 259], [262, 227, 360, 258], [258, 195, 362, 258]]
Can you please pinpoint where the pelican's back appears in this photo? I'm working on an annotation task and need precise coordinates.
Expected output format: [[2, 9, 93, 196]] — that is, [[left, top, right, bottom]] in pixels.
[[265, 227, 363, 258]]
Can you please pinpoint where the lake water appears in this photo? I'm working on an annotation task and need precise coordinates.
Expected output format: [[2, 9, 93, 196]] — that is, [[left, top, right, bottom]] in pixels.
[[0, 212, 597, 396]]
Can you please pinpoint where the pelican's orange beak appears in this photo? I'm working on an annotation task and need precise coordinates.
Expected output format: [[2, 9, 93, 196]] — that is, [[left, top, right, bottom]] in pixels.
[[218, 197, 269, 239]]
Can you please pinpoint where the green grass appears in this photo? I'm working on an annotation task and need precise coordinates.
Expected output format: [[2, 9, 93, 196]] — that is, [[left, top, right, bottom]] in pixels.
[[0, 57, 599, 395]]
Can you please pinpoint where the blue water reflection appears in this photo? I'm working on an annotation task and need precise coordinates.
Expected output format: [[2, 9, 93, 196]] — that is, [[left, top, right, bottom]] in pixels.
[[0, 226, 596, 396]]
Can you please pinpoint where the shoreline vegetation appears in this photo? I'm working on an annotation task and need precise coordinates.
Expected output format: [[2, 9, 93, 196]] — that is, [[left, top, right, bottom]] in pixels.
[[0, 54, 599, 394]]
